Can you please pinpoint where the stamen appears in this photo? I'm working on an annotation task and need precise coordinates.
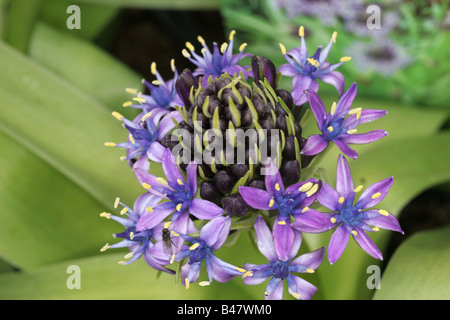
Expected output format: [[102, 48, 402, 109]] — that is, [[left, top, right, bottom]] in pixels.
[[307, 58, 320, 67], [372, 192, 381, 199], [189, 243, 199, 250], [185, 41, 195, 52], [220, 42, 228, 53], [293, 293, 301, 299], [275, 183, 280, 191], [114, 197, 120, 208], [298, 182, 313, 192], [235, 267, 246, 273], [120, 207, 128, 215], [197, 35, 206, 45], [122, 101, 133, 107], [141, 112, 152, 122], [104, 142, 116, 147], [372, 227, 380, 232], [170, 59, 176, 72], [229, 30, 236, 41], [351, 230, 358, 236], [279, 43, 287, 55], [243, 270, 253, 278], [302, 207, 309, 213], [239, 43, 247, 52], [146, 206, 153, 212], [112, 111, 124, 121], [100, 212, 111, 219], [170, 254, 176, 264], [269, 199, 275, 208], [176, 203, 183, 212], [278, 220, 287, 225], [164, 221, 172, 229], [171, 230, 179, 237], [185, 278, 190, 289], [327, 126, 334, 132], [156, 177, 168, 185], [128, 134, 135, 145], [152, 80, 163, 86], [379, 209, 389, 216], [100, 243, 110, 252], [340, 56, 352, 62], [330, 102, 337, 115], [177, 178, 184, 185], [347, 129, 357, 134], [354, 185, 363, 193], [299, 26, 305, 37], [199, 281, 210, 287], [330, 217, 337, 223], [332, 31, 338, 43], [125, 88, 138, 94], [338, 197, 345, 204], [306, 268, 315, 273], [150, 62, 157, 75], [118, 261, 127, 265], [124, 252, 133, 259], [181, 49, 191, 58], [306, 184, 319, 197], [129, 232, 135, 240]]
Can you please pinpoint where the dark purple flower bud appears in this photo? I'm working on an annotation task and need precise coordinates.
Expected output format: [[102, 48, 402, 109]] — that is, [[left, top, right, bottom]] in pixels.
[[200, 181, 223, 203], [248, 179, 265, 190], [252, 55, 277, 89], [230, 164, 249, 179], [280, 160, 301, 186], [276, 89, 294, 109], [282, 135, 296, 160], [222, 193, 249, 217], [214, 170, 236, 194], [175, 68, 198, 109]]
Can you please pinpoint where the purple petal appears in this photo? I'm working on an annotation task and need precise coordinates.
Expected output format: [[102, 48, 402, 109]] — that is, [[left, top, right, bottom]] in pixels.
[[181, 260, 202, 286], [253, 215, 277, 261], [156, 111, 183, 140], [290, 247, 325, 272], [352, 230, 383, 260], [316, 181, 340, 211], [334, 82, 357, 117], [243, 263, 272, 285], [343, 109, 388, 128], [300, 134, 329, 156], [278, 63, 299, 77], [362, 209, 404, 233], [186, 162, 198, 195], [328, 225, 350, 264], [304, 89, 327, 131], [333, 139, 358, 159], [147, 141, 166, 163], [207, 254, 244, 283], [341, 130, 388, 145], [162, 148, 185, 185], [291, 208, 334, 233], [238, 186, 273, 210], [318, 71, 345, 96], [200, 216, 231, 250], [273, 215, 295, 261], [356, 177, 394, 209], [133, 192, 162, 216], [265, 277, 284, 300], [136, 202, 175, 231], [336, 154, 354, 196], [188, 198, 224, 220], [289, 275, 318, 300], [292, 75, 319, 106], [264, 162, 284, 196], [288, 229, 303, 260]]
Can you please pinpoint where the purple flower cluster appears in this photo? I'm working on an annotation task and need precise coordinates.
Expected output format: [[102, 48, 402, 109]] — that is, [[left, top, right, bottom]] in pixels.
[[102, 27, 402, 300]]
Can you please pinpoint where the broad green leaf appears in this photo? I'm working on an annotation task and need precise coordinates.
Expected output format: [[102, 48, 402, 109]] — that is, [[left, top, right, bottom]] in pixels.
[[373, 225, 450, 300], [305, 131, 450, 299], [75, 0, 220, 9], [0, 130, 116, 269], [29, 22, 142, 116], [0, 40, 142, 209]]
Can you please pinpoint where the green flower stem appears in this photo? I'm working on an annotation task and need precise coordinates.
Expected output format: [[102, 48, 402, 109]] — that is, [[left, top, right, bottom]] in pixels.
[[301, 144, 334, 181]]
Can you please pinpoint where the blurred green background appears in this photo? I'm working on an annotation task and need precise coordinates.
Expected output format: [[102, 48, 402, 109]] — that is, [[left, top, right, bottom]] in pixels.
[[0, 0, 449, 300]]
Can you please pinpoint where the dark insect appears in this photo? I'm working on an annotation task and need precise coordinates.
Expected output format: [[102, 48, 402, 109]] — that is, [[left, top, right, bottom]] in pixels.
[[162, 222, 177, 257]]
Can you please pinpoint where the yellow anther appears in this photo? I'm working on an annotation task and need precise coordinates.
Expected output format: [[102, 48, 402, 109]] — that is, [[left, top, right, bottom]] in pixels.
[[114, 197, 120, 208], [100, 243, 110, 252], [104, 142, 116, 147], [129, 232, 135, 240], [330, 217, 337, 223], [185, 278, 190, 289], [141, 111, 152, 122], [307, 58, 320, 67], [150, 62, 157, 75], [142, 183, 151, 190], [340, 56, 352, 62], [119, 156, 127, 161], [181, 49, 191, 58], [332, 31, 338, 43], [279, 43, 287, 55], [170, 254, 176, 264], [306, 184, 319, 197], [239, 43, 247, 52], [330, 101, 337, 115], [124, 252, 134, 259], [229, 30, 236, 41], [275, 183, 280, 191], [220, 42, 228, 53], [235, 267, 246, 273], [298, 182, 313, 192], [299, 26, 305, 37], [372, 227, 380, 232], [122, 101, 133, 107], [185, 41, 195, 52], [120, 207, 128, 215], [128, 134, 135, 145], [278, 220, 287, 225], [354, 185, 363, 193], [269, 199, 275, 208], [152, 80, 163, 86], [176, 203, 183, 212], [171, 230, 179, 237], [118, 261, 127, 265], [112, 111, 124, 121], [189, 243, 199, 251], [347, 129, 358, 134], [199, 281, 211, 287], [170, 59, 176, 72], [327, 126, 334, 132], [243, 270, 253, 278], [177, 178, 184, 185], [372, 192, 381, 199], [338, 197, 345, 204], [125, 88, 138, 94], [351, 230, 358, 236], [146, 206, 154, 212], [293, 292, 301, 299], [100, 212, 111, 219], [164, 221, 172, 229], [302, 207, 309, 213], [306, 268, 315, 273], [379, 209, 389, 216], [156, 177, 168, 185], [197, 35, 206, 45]]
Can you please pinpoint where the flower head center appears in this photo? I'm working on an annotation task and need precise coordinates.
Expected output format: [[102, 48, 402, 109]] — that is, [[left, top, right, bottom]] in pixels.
[[272, 260, 290, 280]]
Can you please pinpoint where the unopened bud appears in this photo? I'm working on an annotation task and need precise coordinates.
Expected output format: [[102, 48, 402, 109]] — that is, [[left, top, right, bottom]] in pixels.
[[222, 193, 249, 217], [252, 56, 277, 89], [280, 160, 301, 186], [175, 69, 198, 109]]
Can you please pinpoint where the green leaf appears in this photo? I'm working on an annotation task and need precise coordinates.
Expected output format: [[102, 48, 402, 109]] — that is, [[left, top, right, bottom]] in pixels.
[[0, 130, 116, 269], [0, 40, 142, 209], [29, 22, 142, 115], [373, 225, 450, 300]]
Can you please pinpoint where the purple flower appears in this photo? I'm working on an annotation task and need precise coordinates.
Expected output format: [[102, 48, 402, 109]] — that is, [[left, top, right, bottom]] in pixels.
[[239, 161, 330, 237], [171, 216, 245, 288], [316, 154, 403, 264], [99, 193, 174, 274], [182, 30, 251, 87], [105, 108, 183, 163], [243, 216, 325, 300], [123, 60, 183, 112], [301, 83, 388, 159], [278, 26, 351, 105], [134, 148, 224, 236]]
